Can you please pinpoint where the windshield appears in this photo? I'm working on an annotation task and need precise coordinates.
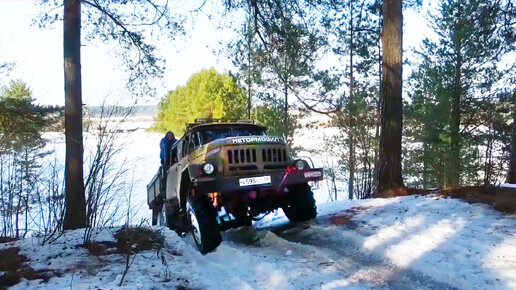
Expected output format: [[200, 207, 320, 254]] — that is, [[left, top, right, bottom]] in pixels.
[[201, 126, 266, 144]]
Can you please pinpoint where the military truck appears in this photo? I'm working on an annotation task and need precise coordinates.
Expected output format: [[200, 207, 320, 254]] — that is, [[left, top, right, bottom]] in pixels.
[[147, 119, 323, 254]]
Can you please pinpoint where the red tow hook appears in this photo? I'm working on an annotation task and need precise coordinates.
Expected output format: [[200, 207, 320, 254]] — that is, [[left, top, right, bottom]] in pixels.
[[277, 166, 298, 193]]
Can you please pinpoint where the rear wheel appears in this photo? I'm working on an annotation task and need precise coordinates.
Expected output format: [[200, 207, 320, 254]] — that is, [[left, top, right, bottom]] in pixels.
[[187, 195, 222, 254], [151, 204, 159, 226], [158, 202, 187, 235], [282, 184, 317, 222], [157, 203, 169, 227]]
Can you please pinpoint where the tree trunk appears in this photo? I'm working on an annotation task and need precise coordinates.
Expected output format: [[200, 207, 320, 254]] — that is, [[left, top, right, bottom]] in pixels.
[[449, 56, 462, 187], [484, 123, 494, 185], [63, 0, 87, 230], [247, 52, 251, 119], [378, 0, 404, 192], [283, 75, 288, 139], [282, 17, 289, 141], [15, 195, 19, 238], [448, 3, 463, 187], [422, 139, 429, 188], [24, 150, 29, 238], [508, 92, 516, 183], [333, 172, 338, 201], [0, 159, 5, 236], [247, 19, 252, 119], [348, 112, 355, 199], [361, 134, 372, 198], [348, 0, 355, 200], [373, 0, 382, 189]]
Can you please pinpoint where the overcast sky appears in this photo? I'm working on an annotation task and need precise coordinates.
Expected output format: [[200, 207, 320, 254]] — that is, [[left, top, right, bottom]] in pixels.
[[0, 0, 433, 106]]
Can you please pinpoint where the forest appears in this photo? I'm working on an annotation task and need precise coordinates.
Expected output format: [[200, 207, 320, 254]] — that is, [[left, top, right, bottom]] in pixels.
[[154, 0, 516, 200], [0, 0, 515, 234]]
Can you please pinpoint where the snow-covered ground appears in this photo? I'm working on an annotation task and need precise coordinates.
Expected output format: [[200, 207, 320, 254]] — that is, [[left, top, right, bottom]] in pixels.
[[3, 117, 513, 289], [2, 195, 515, 289], [291, 114, 345, 203], [40, 129, 163, 226]]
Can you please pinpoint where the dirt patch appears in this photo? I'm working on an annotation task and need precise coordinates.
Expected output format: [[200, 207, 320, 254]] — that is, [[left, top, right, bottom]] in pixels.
[[329, 214, 354, 226], [493, 187, 516, 213], [0, 237, 18, 244], [435, 185, 516, 214], [0, 247, 61, 289], [373, 185, 516, 214], [328, 206, 372, 226], [84, 227, 167, 256], [0, 247, 27, 272], [84, 240, 119, 256], [373, 186, 430, 198], [115, 226, 165, 253]]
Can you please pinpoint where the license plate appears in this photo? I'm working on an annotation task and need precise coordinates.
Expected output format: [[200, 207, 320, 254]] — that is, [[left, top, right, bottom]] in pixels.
[[304, 171, 322, 178], [239, 176, 271, 187]]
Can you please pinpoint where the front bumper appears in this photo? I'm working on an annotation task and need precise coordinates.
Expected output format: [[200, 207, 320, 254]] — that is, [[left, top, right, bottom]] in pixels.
[[192, 167, 323, 194]]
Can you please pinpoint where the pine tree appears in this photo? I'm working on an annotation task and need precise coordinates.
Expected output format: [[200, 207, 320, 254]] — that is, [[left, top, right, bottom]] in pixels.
[[407, 0, 513, 187], [37, 0, 184, 230], [332, 0, 380, 199], [0, 80, 50, 237], [224, 0, 324, 141], [434, 0, 505, 186], [62, 0, 86, 230], [378, 0, 404, 191], [406, 40, 451, 187]]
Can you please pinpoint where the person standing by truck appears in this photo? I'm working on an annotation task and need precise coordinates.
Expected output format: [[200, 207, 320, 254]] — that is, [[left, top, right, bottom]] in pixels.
[[160, 131, 176, 167]]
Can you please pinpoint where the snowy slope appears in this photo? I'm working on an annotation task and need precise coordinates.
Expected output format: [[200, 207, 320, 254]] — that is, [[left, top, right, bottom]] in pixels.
[[2, 195, 515, 290], [40, 130, 164, 225]]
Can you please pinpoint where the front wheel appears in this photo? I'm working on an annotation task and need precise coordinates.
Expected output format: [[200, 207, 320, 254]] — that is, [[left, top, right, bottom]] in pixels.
[[282, 184, 317, 222], [187, 195, 222, 254]]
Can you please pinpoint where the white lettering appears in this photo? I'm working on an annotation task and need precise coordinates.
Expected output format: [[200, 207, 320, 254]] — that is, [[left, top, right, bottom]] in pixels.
[[232, 136, 284, 144]]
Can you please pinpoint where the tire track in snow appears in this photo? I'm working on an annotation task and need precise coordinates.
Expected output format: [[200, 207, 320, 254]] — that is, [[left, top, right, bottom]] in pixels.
[[266, 221, 458, 290], [220, 226, 381, 289]]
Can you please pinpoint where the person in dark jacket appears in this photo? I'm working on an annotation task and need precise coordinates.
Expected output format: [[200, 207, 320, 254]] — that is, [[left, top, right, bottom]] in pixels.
[[160, 131, 176, 167]]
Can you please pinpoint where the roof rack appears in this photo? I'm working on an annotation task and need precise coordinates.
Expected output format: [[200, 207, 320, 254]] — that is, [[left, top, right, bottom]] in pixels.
[[186, 118, 255, 131], [193, 118, 254, 124]]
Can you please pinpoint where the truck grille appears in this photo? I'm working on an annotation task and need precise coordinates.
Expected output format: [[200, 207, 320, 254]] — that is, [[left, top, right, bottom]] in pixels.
[[262, 148, 288, 162], [227, 149, 257, 164], [224, 146, 289, 176]]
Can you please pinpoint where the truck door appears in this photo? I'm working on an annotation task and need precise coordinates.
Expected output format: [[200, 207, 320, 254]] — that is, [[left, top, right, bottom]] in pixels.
[[166, 140, 181, 200], [192, 131, 204, 160]]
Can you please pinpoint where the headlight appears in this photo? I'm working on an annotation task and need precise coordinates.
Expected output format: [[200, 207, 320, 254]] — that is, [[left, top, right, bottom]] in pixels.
[[203, 163, 215, 174], [294, 159, 306, 170]]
